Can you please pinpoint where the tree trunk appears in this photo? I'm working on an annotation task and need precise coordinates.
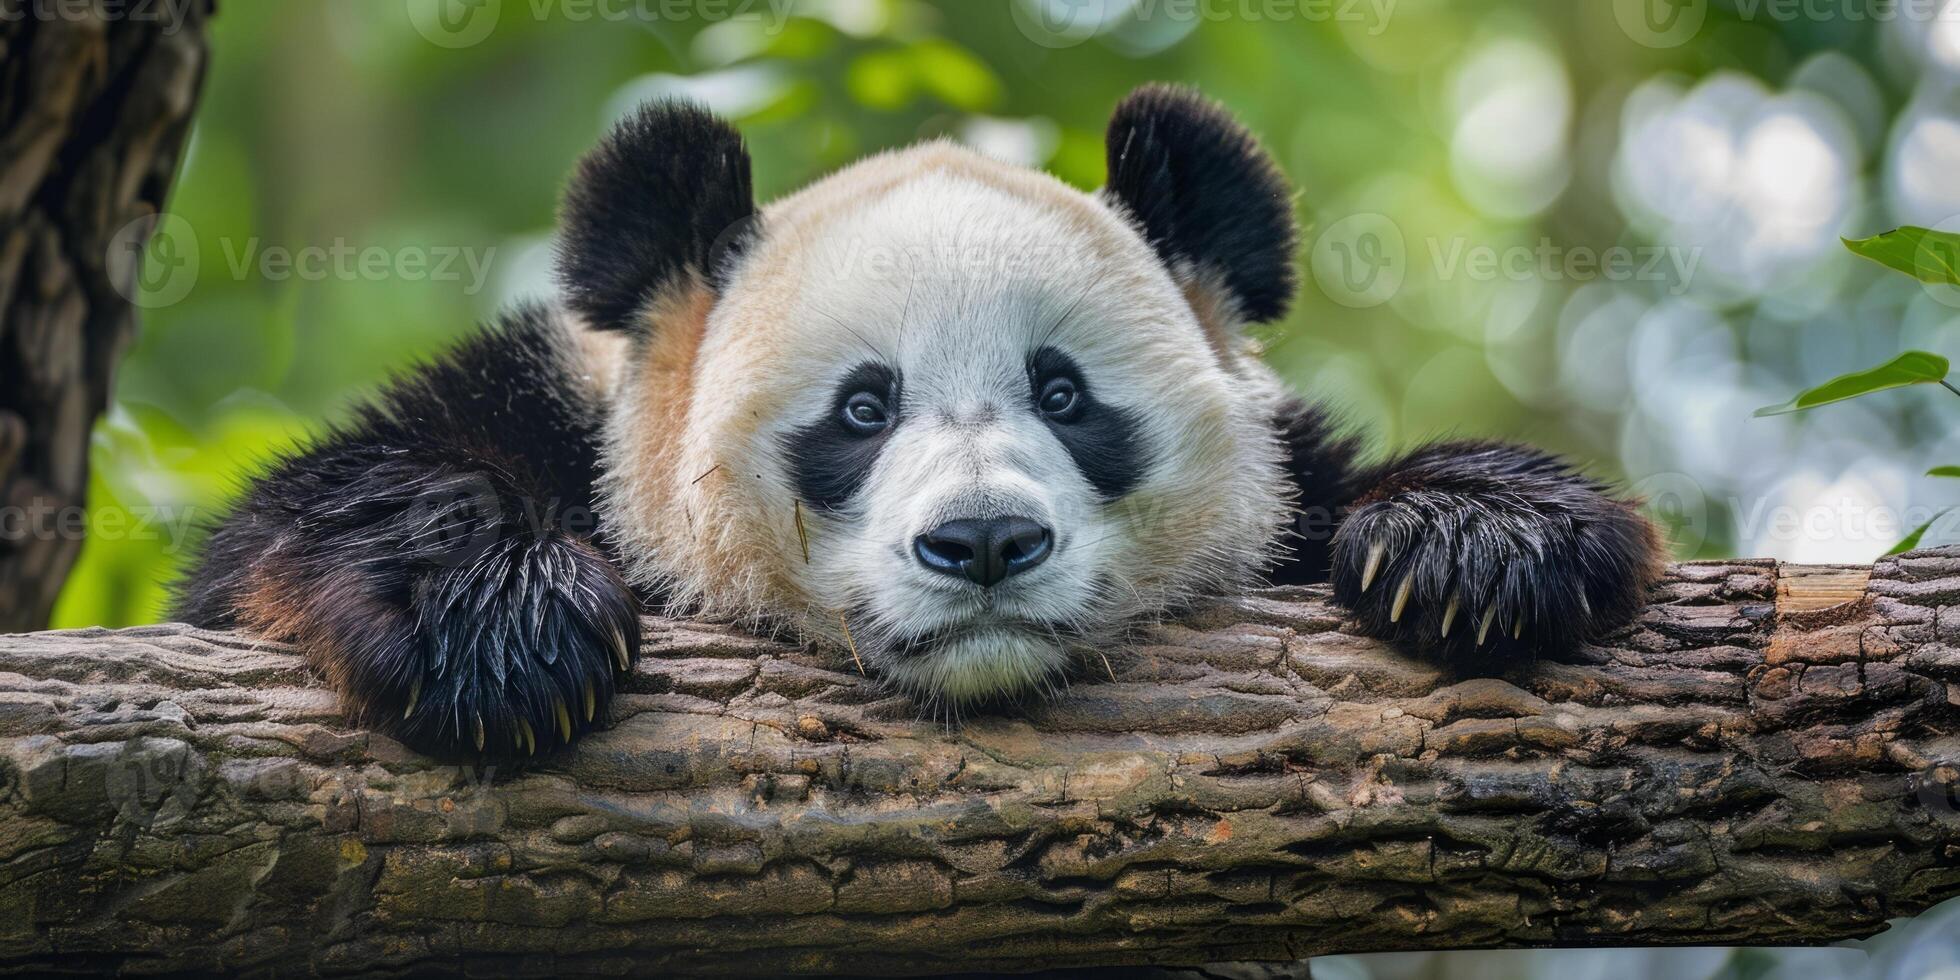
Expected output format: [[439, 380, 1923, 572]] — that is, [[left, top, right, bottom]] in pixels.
[[0, 0, 214, 632], [0, 553, 1956, 976]]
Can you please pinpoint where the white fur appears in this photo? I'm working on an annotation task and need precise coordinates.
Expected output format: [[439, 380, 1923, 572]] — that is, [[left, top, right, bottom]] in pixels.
[[599, 142, 1293, 709]]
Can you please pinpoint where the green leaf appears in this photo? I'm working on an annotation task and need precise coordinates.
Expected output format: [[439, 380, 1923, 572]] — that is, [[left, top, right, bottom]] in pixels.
[[1889, 510, 1949, 555], [1843, 227, 1960, 285], [1753, 351, 1952, 417], [1930, 466, 1960, 478]]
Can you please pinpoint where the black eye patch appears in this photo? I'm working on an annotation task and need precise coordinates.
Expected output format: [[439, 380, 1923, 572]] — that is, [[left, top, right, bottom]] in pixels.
[[783, 362, 900, 511], [1026, 347, 1147, 500]]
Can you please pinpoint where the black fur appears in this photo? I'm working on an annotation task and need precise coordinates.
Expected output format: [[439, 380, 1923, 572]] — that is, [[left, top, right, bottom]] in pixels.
[[1027, 346, 1147, 500], [1266, 407, 1661, 663], [1104, 84, 1297, 324], [784, 362, 901, 511], [556, 99, 757, 334], [1267, 399, 1367, 585], [174, 304, 642, 759], [173, 89, 1661, 760]]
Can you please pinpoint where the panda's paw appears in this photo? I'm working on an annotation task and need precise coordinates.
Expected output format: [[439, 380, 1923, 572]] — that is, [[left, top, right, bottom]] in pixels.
[[1328, 489, 1658, 664], [363, 533, 642, 759]]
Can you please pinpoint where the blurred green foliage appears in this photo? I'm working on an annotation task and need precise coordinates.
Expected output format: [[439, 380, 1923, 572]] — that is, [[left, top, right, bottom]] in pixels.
[[47, 7, 1960, 971], [52, 0, 1922, 625]]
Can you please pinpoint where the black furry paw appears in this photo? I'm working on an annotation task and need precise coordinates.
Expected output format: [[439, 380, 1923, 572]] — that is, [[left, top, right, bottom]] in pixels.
[[358, 533, 641, 759], [1328, 445, 1660, 663]]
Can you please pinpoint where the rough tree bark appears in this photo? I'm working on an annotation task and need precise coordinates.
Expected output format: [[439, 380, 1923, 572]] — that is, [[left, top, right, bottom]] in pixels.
[[0, 0, 214, 632], [0, 553, 1956, 976]]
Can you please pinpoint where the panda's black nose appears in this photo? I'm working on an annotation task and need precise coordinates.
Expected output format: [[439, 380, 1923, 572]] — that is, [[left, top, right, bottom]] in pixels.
[[913, 517, 1053, 587]]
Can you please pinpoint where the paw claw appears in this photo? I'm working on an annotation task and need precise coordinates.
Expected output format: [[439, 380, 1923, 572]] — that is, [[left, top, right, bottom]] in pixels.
[[1441, 594, 1460, 638], [1390, 572, 1414, 624], [1361, 541, 1387, 593], [473, 713, 486, 753], [1477, 602, 1497, 646], [1513, 617, 1523, 641], [519, 718, 536, 756], [404, 676, 421, 719], [610, 628, 631, 673], [554, 698, 573, 743], [583, 679, 596, 723]]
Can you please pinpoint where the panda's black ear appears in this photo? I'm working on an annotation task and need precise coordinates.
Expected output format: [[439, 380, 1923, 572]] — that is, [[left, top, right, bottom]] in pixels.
[[556, 100, 757, 334], [1103, 84, 1296, 324]]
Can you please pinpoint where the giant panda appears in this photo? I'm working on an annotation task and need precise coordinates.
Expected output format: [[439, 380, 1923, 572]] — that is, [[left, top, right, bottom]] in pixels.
[[174, 84, 1662, 758]]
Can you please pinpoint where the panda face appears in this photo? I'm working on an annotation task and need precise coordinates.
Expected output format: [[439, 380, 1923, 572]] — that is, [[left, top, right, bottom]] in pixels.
[[600, 142, 1292, 709]]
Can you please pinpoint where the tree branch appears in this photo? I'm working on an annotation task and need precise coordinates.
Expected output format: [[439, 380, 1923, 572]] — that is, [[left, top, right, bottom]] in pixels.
[[2, 553, 1957, 975], [0, 0, 215, 631]]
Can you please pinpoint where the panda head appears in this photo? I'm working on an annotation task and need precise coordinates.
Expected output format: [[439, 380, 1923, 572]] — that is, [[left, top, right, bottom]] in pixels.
[[560, 84, 1299, 710]]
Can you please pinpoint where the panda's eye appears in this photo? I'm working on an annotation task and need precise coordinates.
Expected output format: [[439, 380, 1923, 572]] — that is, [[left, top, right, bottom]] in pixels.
[[1038, 376, 1081, 421], [841, 391, 890, 435]]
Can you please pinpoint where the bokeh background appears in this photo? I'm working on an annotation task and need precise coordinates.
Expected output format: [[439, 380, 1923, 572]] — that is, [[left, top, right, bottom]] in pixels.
[[60, 1, 1960, 976]]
